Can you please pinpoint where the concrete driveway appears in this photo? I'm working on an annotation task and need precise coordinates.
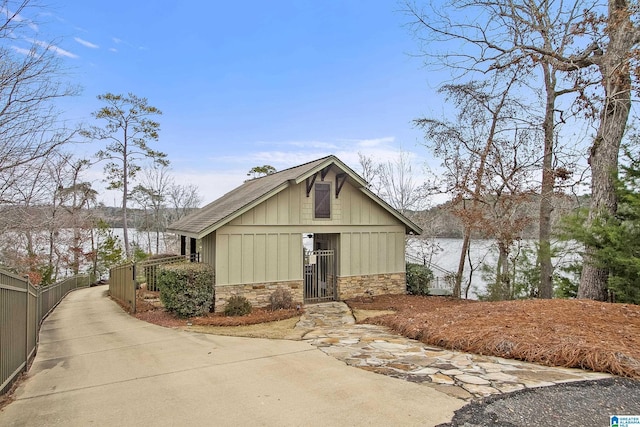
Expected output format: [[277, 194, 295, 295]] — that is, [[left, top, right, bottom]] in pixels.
[[0, 285, 463, 426]]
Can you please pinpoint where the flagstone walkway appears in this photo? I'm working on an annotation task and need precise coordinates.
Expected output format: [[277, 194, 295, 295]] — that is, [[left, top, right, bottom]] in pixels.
[[295, 302, 612, 400]]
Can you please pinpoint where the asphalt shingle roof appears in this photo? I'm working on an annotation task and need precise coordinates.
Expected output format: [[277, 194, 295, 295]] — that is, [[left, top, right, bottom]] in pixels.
[[167, 155, 422, 238], [167, 156, 333, 237]]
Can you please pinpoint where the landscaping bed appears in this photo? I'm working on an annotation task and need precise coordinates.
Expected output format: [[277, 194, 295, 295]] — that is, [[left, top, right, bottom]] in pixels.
[[133, 290, 301, 328], [346, 295, 640, 378]]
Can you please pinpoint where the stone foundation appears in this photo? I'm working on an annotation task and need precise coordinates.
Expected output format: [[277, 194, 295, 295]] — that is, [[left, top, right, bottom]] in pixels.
[[337, 273, 406, 300], [214, 280, 303, 312]]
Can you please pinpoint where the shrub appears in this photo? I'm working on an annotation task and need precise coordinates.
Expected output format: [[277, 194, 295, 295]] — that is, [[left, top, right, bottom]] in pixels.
[[143, 253, 183, 289], [157, 263, 214, 318], [406, 262, 434, 296], [269, 288, 293, 310], [224, 295, 252, 316]]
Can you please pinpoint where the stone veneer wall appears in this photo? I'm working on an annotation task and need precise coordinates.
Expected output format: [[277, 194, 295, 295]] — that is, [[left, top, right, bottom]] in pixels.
[[214, 280, 303, 312], [337, 272, 406, 300]]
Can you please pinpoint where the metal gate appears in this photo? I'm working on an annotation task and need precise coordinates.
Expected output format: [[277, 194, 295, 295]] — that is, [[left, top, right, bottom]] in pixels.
[[304, 250, 336, 303]]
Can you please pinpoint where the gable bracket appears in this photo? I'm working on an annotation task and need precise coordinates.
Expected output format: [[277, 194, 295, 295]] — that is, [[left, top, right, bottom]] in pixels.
[[306, 173, 317, 197], [335, 173, 347, 198], [320, 165, 331, 181]]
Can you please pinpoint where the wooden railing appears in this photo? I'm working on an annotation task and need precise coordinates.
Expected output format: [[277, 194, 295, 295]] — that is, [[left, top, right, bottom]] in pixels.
[[138, 256, 188, 291], [109, 255, 193, 313]]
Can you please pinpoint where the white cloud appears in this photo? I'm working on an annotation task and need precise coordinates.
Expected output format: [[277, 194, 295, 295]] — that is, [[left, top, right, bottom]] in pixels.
[[111, 36, 144, 51], [74, 37, 99, 49], [206, 137, 412, 176], [46, 44, 78, 58], [172, 170, 246, 205], [243, 150, 329, 166], [27, 38, 78, 58], [352, 136, 396, 148], [11, 45, 32, 55], [268, 140, 339, 150], [108, 47, 118, 53]]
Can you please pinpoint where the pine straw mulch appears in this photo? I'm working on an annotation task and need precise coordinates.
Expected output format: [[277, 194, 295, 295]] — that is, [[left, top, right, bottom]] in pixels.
[[132, 292, 300, 328], [345, 295, 640, 379]]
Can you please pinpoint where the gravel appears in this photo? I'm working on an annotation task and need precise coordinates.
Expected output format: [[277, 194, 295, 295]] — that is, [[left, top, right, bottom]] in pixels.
[[437, 378, 640, 427]]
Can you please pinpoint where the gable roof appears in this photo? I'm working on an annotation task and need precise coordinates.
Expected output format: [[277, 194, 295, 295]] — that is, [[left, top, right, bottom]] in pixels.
[[167, 155, 422, 238]]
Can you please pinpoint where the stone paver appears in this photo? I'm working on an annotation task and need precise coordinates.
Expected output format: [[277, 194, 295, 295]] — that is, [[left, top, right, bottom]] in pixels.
[[295, 302, 612, 401]]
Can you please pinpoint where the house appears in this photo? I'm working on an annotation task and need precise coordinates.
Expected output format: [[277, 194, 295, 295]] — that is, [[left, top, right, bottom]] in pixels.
[[167, 155, 422, 311]]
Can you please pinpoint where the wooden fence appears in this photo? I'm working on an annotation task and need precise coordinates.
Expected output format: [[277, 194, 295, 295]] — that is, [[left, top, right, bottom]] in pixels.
[[0, 270, 93, 395], [109, 255, 191, 313], [109, 263, 137, 314], [138, 256, 188, 291]]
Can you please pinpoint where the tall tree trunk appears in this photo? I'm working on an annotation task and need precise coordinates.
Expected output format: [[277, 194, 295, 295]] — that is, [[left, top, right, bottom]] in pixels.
[[538, 64, 556, 299], [453, 84, 511, 298], [122, 184, 129, 259], [579, 1, 637, 300], [496, 243, 510, 299], [454, 226, 471, 298], [122, 130, 130, 259]]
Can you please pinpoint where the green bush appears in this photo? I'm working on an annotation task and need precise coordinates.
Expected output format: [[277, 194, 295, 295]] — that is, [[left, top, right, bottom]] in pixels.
[[269, 288, 293, 310], [224, 295, 252, 316], [157, 263, 214, 318], [144, 253, 182, 289], [406, 262, 434, 296]]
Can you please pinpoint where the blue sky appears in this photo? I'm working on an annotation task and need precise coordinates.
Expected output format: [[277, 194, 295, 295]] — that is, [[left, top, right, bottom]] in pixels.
[[22, 1, 445, 205]]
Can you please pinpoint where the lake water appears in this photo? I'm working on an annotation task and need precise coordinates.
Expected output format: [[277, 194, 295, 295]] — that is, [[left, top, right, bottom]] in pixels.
[[408, 238, 496, 299], [110, 228, 176, 254], [410, 238, 581, 299]]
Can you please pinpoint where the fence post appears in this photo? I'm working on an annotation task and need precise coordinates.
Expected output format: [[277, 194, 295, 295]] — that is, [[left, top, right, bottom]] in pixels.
[[25, 278, 29, 378], [131, 264, 137, 314]]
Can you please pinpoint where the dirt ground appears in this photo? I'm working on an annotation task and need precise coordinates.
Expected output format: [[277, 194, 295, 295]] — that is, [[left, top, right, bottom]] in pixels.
[[133, 292, 640, 378]]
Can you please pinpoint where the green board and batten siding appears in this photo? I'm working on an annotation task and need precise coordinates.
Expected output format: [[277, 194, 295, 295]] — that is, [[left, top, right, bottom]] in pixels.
[[212, 168, 405, 286], [166, 156, 422, 308]]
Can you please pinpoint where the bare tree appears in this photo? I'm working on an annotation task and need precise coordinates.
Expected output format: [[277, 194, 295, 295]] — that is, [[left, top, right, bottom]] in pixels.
[[574, 1, 640, 299], [405, 0, 640, 300], [0, 155, 51, 281], [477, 128, 539, 298], [54, 155, 96, 275], [357, 150, 427, 214], [377, 150, 428, 215], [416, 69, 529, 298], [167, 183, 201, 224], [0, 0, 78, 203], [357, 152, 382, 192], [131, 164, 173, 254]]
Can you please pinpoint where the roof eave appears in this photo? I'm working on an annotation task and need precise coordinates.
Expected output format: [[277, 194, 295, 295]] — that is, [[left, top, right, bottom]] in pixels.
[[165, 228, 199, 240], [359, 187, 423, 235]]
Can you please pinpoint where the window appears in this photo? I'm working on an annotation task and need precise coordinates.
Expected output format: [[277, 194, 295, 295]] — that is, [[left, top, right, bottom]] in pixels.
[[314, 183, 331, 218]]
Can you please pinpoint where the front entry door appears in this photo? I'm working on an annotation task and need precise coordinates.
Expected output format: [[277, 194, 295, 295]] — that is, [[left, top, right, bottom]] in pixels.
[[304, 250, 336, 303]]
